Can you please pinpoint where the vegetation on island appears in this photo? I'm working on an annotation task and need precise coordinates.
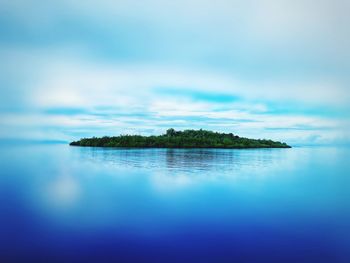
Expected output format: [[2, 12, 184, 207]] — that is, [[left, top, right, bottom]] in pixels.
[[70, 128, 291, 149]]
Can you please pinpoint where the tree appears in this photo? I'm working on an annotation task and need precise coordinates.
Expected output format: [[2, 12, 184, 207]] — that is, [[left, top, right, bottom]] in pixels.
[[166, 128, 176, 137], [70, 129, 291, 148]]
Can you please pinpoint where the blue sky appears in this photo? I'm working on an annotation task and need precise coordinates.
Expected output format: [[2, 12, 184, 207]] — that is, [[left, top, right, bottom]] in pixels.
[[0, 0, 349, 145]]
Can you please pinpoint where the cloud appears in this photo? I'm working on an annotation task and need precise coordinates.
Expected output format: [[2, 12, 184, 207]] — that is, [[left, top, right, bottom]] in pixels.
[[0, 1, 349, 145], [0, 51, 348, 144]]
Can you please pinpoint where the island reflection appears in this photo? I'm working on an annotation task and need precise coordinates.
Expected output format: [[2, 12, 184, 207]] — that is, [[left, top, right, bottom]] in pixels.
[[76, 147, 287, 175]]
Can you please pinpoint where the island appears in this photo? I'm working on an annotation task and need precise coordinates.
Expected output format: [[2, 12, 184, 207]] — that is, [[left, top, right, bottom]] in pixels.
[[70, 128, 291, 149]]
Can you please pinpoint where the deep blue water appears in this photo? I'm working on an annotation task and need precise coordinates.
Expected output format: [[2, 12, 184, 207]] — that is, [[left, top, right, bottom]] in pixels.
[[0, 144, 349, 262]]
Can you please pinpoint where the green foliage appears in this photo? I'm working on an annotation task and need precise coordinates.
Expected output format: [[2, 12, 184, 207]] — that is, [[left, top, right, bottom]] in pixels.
[[70, 129, 291, 148]]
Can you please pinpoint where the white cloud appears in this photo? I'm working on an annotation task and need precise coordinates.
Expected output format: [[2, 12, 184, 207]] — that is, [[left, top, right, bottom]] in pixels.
[[11, 52, 345, 109], [1, 0, 349, 144]]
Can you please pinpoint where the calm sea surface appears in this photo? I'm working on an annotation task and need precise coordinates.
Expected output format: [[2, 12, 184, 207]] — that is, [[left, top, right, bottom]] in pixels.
[[0, 144, 349, 262]]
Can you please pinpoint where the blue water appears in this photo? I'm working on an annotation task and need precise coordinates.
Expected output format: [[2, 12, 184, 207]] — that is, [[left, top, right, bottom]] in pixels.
[[0, 144, 349, 262]]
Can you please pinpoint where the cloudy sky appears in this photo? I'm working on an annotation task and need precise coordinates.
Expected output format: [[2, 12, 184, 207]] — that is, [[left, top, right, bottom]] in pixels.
[[0, 0, 349, 145]]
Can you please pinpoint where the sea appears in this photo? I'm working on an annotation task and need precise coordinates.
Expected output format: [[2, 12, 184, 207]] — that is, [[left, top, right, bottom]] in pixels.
[[1, 143, 349, 262]]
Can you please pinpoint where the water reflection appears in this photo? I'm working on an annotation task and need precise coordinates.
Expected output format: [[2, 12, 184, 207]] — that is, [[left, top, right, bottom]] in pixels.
[[75, 147, 289, 176]]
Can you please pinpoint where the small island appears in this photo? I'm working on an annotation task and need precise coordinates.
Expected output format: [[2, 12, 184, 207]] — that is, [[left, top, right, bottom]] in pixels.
[[70, 128, 291, 149]]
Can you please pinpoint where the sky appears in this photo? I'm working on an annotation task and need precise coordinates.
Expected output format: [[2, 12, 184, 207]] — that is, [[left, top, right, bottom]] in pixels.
[[0, 0, 349, 145]]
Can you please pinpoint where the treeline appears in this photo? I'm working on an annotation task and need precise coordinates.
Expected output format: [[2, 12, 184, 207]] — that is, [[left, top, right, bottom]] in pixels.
[[70, 128, 291, 149]]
